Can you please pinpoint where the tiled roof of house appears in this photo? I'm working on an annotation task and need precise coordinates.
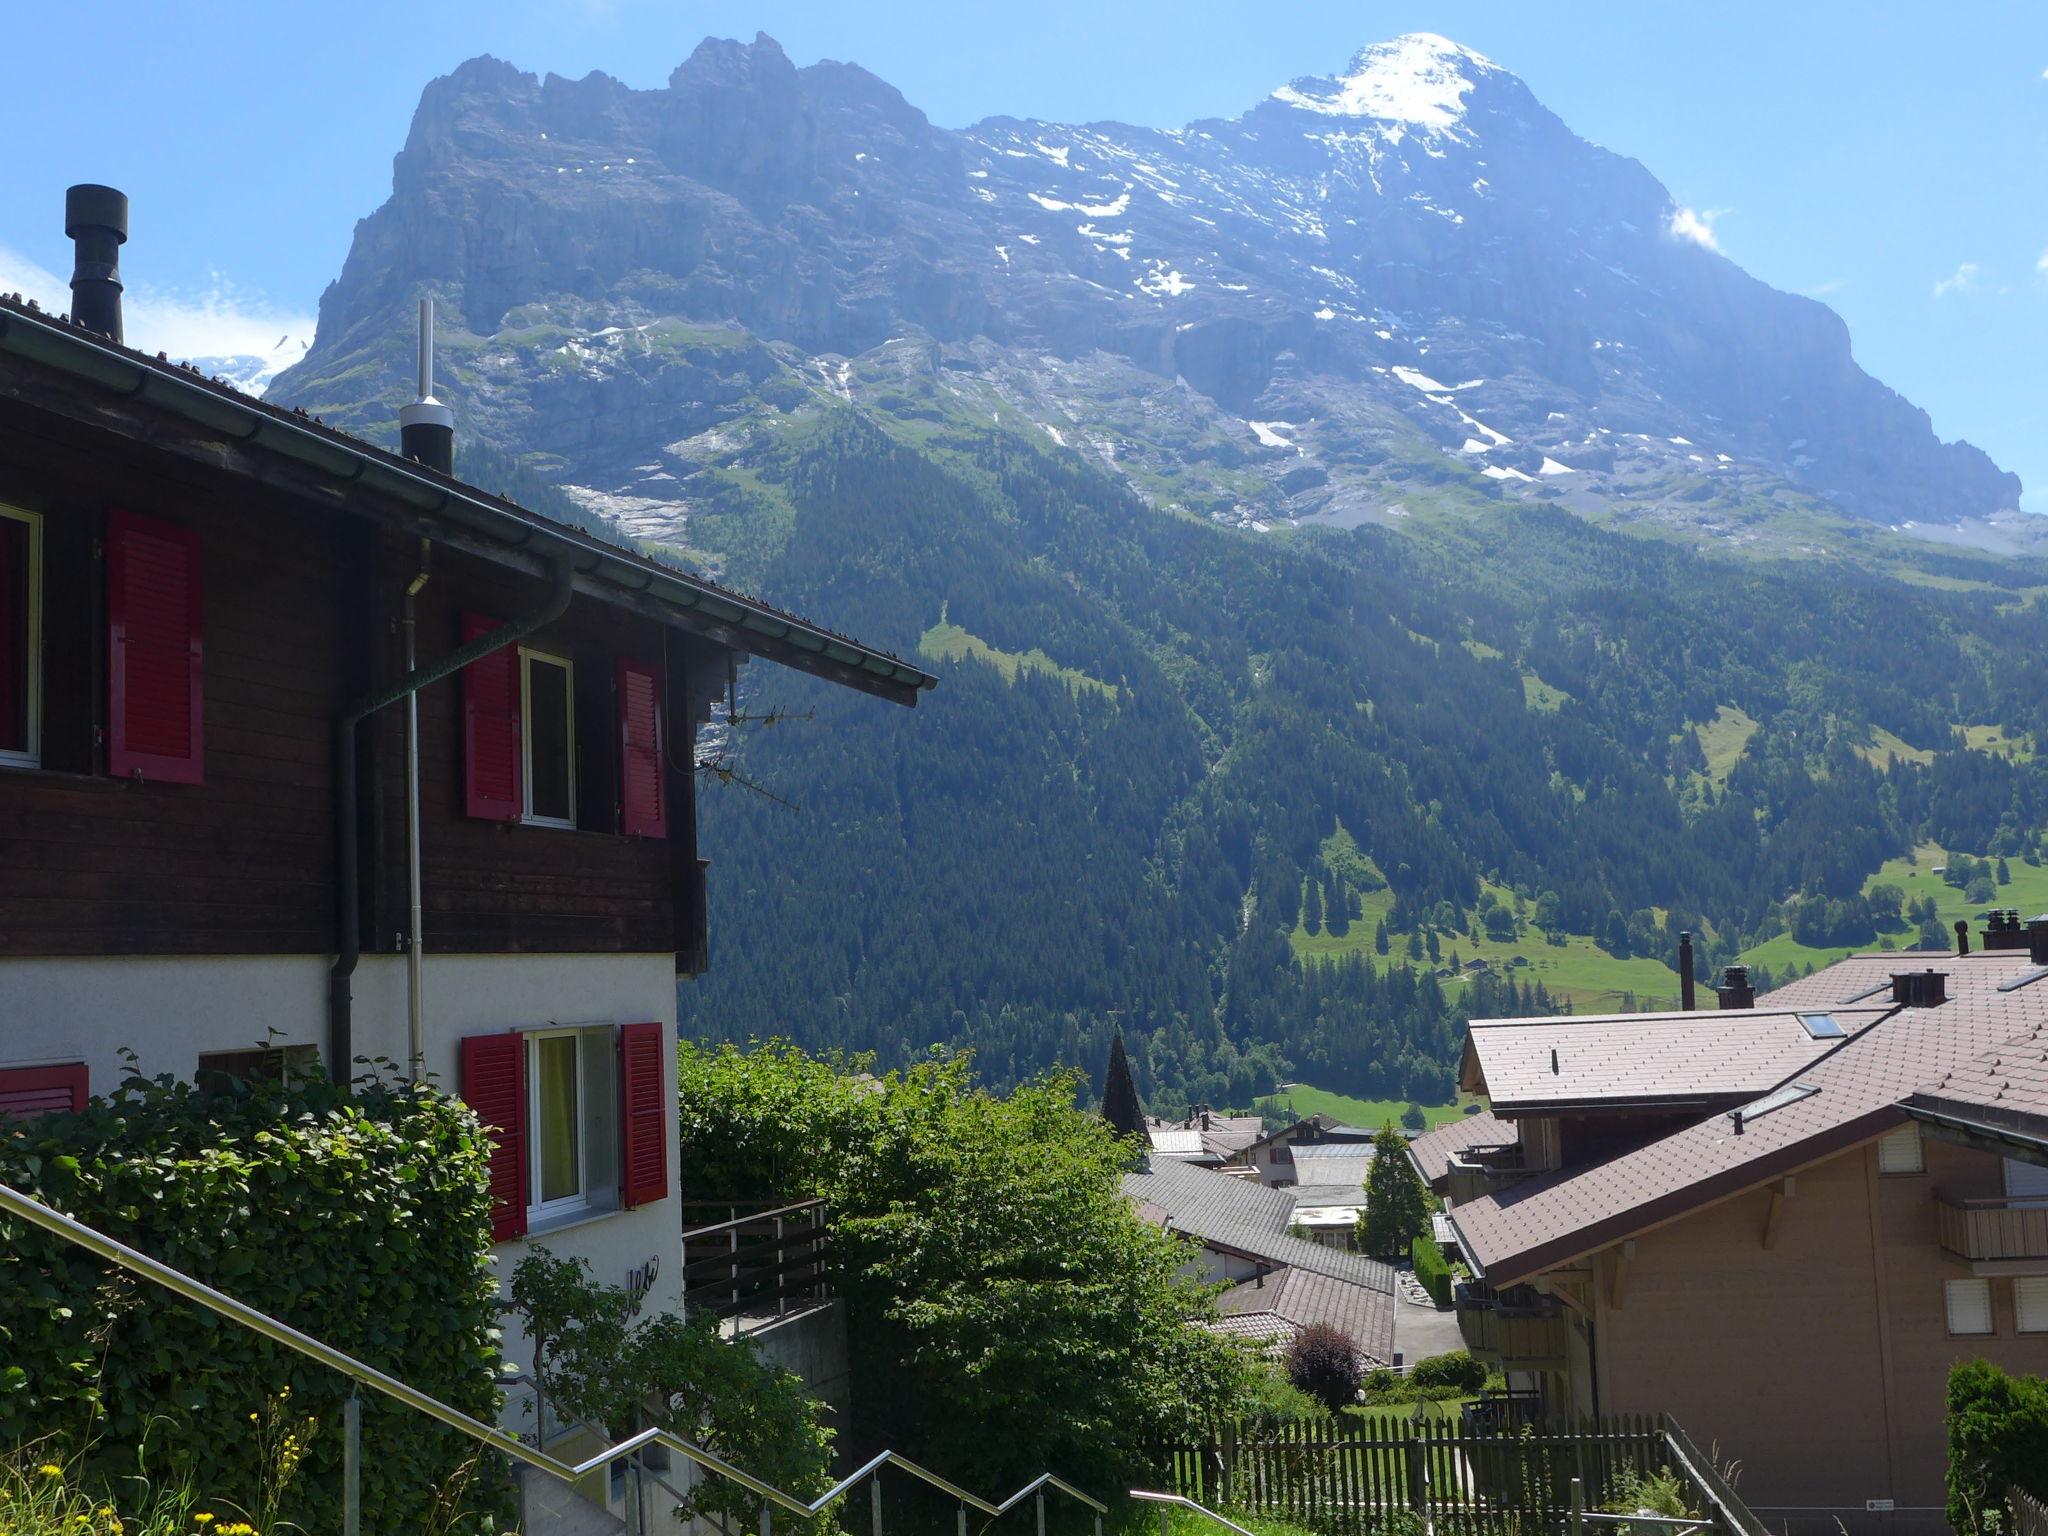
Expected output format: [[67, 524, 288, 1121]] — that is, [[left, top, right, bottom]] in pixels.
[[1287, 1183, 1368, 1213], [1464, 1005, 1893, 1112], [1146, 1114, 1265, 1162], [1123, 1157, 1397, 1292], [1287, 1144, 1376, 1186], [1406, 1111, 1516, 1186], [1212, 1265, 1396, 1364], [1448, 949, 2048, 1285]]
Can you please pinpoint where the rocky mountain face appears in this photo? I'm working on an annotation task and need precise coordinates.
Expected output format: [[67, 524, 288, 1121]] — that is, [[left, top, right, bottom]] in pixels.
[[281, 32, 2025, 548]]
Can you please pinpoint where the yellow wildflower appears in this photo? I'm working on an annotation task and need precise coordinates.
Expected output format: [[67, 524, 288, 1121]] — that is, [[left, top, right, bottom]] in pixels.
[[193, 1515, 215, 1526], [37, 1464, 62, 1479]]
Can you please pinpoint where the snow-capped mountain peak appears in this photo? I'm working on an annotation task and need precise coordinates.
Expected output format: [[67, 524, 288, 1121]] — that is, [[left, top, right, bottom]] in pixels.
[[1269, 33, 1501, 131]]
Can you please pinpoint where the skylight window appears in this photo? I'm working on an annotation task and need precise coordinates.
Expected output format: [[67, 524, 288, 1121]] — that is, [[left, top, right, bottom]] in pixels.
[[1798, 1013, 1845, 1039], [1729, 1081, 1818, 1132]]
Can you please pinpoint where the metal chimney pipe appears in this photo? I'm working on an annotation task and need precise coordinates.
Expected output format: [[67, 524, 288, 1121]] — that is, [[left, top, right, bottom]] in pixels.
[[64, 184, 128, 343], [1954, 919, 1970, 957], [399, 296, 456, 475], [1678, 932, 1696, 1011]]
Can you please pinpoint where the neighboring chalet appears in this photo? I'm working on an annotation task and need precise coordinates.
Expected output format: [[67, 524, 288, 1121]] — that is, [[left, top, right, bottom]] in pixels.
[[1143, 1107, 1265, 1168], [1241, 1112, 1376, 1187], [1124, 1156, 1397, 1364], [1414, 922, 2048, 1535], [0, 190, 934, 1531]]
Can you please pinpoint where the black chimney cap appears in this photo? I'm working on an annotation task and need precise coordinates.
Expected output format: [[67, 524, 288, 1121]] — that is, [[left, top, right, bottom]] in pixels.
[[64, 184, 128, 242]]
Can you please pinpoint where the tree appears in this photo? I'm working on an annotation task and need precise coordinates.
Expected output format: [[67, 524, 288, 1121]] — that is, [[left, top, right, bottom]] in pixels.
[[1374, 918, 1390, 955], [1303, 878, 1323, 935], [1100, 1030, 1149, 1141], [1944, 1359, 2048, 1531], [1325, 877, 1351, 937], [1998, 856, 2013, 886], [677, 1043, 1243, 1490], [1400, 1103, 1426, 1131], [1284, 1322, 1361, 1413], [1357, 1123, 1430, 1259], [1966, 874, 1996, 905], [1867, 883, 1904, 924]]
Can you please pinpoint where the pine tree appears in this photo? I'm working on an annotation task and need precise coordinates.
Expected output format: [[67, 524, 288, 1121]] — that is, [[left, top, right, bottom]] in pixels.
[[1406, 928, 1423, 961], [1304, 879, 1324, 935], [1358, 1123, 1430, 1259], [1374, 918, 1390, 956], [1325, 877, 1350, 937], [1099, 1031, 1147, 1142]]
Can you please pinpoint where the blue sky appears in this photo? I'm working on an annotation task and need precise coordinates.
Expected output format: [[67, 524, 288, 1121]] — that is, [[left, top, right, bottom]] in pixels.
[[3, 1, 2044, 506]]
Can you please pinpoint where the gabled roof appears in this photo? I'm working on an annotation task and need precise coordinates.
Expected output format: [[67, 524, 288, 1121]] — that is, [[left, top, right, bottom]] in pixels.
[[1212, 1264, 1395, 1364], [1123, 1157, 1397, 1292], [1406, 1109, 1516, 1187], [1448, 950, 2048, 1285], [1462, 1005, 1893, 1113], [0, 294, 936, 706]]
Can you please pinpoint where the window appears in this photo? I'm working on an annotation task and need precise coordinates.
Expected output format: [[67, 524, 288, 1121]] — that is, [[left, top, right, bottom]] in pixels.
[[1877, 1124, 1924, 1175], [196, 1044, 317, 1094], [525, 1026, 616, 1227], [520, 647, 575, 827], [0, 504, 40, 768], [2004, 1157, 2048, 1209], [2018, 1277, 2048, 1335], [1946, 1277, 1994, 1336]]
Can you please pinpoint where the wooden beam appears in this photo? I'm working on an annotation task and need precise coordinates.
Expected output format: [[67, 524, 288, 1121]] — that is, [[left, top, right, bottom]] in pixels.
[[1608, 1240, 1635, 1310], [1761, 1176, 1797, 1250]]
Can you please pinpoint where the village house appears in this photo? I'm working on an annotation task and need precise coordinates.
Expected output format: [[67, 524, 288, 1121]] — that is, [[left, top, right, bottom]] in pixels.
[[1413, 920, 2048, 1534], [1239, 1111, 1377, 1187], [0, 188, 933, 1532]]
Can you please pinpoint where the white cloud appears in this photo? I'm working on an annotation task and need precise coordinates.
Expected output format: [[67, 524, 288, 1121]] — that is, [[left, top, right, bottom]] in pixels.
[[0, 241, 315, 391], [2037, 247, 2048, 279], [1666, 205, 1729, 253], [1800, 279, 1846, 297], [1933, 261, 1981, 299]]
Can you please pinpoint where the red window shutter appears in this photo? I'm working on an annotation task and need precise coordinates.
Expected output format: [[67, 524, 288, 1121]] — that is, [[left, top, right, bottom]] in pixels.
[[107, 509, 203, 784], [617, 660, 667, 839], [461, 612, 521, 821], [617, 1022, 669, 1209], [0, 1063, 88, 1122], [460, 1032, 528, 1242]]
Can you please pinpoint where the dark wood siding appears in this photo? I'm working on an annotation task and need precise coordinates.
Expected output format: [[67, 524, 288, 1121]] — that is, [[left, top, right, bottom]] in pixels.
[[0, 398, 709, 961]]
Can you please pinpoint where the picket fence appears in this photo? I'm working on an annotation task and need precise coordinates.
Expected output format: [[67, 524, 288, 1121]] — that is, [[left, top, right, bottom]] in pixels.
[[1146, 1413, 1761, 1536]]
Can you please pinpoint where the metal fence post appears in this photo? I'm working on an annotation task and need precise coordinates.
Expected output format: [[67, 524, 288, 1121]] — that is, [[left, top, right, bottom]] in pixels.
[[1037, 1489, 1046, 1536], [342, 1391, 361, 1536], [958, 1503, 968, 1536], [872, 1475, 883, 1536], [1158, 1502, 1171, 1536], [1571, 1476, 1585, 1536], [760, 1500, 773, 1536]]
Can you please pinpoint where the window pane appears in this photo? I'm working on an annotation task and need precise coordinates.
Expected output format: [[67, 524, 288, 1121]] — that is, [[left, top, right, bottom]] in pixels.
[[536, 1034, 580, 1204], [1946, 1278, 1992, 1336], [0, 516, 28, 754], [527, 656, 573, 822], [2018, 1277, 2048, 1334]]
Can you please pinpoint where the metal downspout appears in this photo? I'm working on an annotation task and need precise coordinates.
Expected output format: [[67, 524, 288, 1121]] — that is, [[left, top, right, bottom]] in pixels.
[[329, 553, 576, 1080], [404, 542, 432, 1080]]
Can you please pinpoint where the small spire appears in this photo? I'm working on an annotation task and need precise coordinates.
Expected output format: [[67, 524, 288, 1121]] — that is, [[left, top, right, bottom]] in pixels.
[[1100, 1030, 1147, 1141]]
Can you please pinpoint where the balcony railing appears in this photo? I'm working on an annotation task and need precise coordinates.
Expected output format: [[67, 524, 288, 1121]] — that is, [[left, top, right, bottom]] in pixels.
[[1455, 1281, 1569, 1369], [1936, 1192, 2048, 1264], [1444, 1142, 1531, 1206], [681, 1198, 831, 1321]]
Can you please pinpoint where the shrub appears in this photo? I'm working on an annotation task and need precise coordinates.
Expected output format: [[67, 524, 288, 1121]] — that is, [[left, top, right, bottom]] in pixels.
[[1946, 1359, 2048, 1531], [1239, 1367, 1328, 1427], [1602, 1464, 1695, 1517], [0, 1067, 505, 1534], [1284, 1323, 1361, 1412], [1408, 1351, 1486, 1394], [1410, 1234, 1453, 1307]]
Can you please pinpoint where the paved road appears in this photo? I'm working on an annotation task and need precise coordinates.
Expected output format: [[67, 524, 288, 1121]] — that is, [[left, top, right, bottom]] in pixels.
[[1389, 1269, 1464, 1367]]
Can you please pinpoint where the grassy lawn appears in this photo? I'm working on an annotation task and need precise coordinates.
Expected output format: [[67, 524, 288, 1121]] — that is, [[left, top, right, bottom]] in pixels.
[[919, 605, 1118, 699], [1349, 1397, 1471, 1429], [1737, 842, 2048, 977], [1694, 704, 1759, 783], [1255, 1083, 1483, 1131]]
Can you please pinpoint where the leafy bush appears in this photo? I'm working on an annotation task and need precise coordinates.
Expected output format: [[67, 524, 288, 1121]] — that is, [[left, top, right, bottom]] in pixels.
[[1407, 1351, 1486, 1394], [510, 1250, 834, 1530], [1946, 1359, 2048, 1531], [0, 1068, 505, 1534], [676, 1041, 1243, 1493], [1601, 1464, 1696, 1517], [1239, 1367, 1328, 1427], [1410, 1234, 1452, 1307], [1284, 1324, 1361, 1413]]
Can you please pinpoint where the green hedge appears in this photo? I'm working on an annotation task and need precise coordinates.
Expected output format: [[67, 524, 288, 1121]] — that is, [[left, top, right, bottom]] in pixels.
[[1946, 1359, 2048, 1532], [1411, 1233, 1452, 1308], [0, 1069, 506, 1534]]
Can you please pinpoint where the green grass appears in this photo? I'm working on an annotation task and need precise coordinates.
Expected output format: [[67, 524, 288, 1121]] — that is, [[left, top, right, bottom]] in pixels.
[[1520, 669, 1571, 712], [1737, 842, 2048, 976], [1961, 723, 2037, 764], [1854, 725, 1934, 769], [1110, 1503, 1323, 1536], [1288, 880, 1683, 1011], [1255, 1083, 1483, 1132], [918, 607, 1118, 699], [1694, 704, 1759, 783], [1349, 1397, 1473, 1429]]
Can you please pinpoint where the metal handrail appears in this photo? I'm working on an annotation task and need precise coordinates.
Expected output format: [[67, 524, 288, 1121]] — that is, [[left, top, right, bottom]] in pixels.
[[680, 1199, 827, 1240], [0, 1180, 1106, 1530], [1129, 1491, 1258, 1536]]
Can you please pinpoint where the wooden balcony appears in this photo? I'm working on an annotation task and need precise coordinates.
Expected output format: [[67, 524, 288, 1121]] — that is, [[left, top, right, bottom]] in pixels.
[[1444, 1144, 1532, 1207], [1936, 1192, 2048, 1270], [1454, 1283, 1568, 1370]]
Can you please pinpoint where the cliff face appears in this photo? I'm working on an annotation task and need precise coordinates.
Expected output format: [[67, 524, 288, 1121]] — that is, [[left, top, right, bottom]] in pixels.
[[280, 32, 2023, 543]]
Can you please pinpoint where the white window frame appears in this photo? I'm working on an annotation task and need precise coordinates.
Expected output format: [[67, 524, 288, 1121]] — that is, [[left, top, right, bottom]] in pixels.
[[527, 1027, 588, 1219], [0, 503, 42, 770], [1945, 1276, 1994, 1337], [1877, 1124, 1924, 1175], [518, 645, 576, 829]]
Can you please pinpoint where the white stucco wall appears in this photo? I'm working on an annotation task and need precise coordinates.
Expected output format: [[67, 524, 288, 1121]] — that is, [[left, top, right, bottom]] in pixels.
[[0, 950, 685, 1445]]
